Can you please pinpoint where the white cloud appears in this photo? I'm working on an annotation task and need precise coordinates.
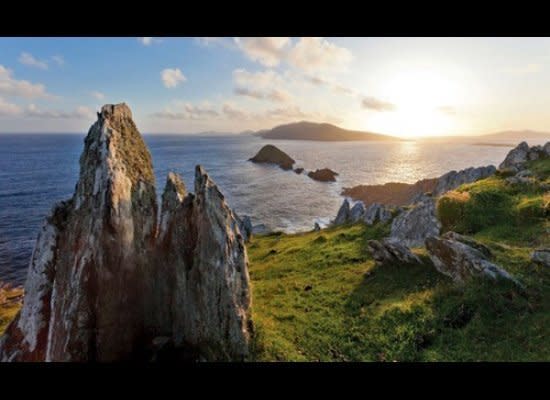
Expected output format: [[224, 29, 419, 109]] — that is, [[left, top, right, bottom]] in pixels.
[[90, 91, 105, 100], [288, 37, 353, 73], [232, 68, 291, 103], [222, 103, 248, 119], [361, 97, 396, 112], [234, 37, 291, 67], [195, 37, 222, 46], [51, 55, 65, 66], [152, 101, 219, 120], [161, 68, 187, 88], [24, 104, 94, 119], [305, 73, 358, 97], [0, 65, 54, 99], [0, 97, 22, 116], [18, 52, 48, 70]]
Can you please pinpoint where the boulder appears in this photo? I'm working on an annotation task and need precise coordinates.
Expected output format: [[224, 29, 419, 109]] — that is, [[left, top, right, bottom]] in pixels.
[[249, 144, 295, 170], [294, 167, 304, 174], [313, 222, 321, 232], [333, 199, 351, 225], [350, 202, 365, 223], [367, 239, 421, 267], [531, 249, 550, 267], [425, 235, 520, 286], [499, 141, 530, 170], [307, 168, 339, 182], [389, 196, 441, 247], [364, 203, 392, 225]]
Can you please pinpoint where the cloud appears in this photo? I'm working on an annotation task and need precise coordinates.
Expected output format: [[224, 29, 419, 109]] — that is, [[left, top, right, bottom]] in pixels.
[[138, 37, 162, 46], [222, 103, 249, 120], [51, 55, 65, 66], [18, 52, 48, 70], [161, 68, 187, 88], [152, 101, 219, 120], [232, 68, 291, 103], [506, 63, 542, 75], [0, 65, 55, 99], [361, 97, 396, 112], [265, 105, 308, 120], [234, 37, 291, 67], [0, 97, 22, 116], [90, 91, 105, 100], [288, 37, 353, 73], [24, 104, 94, 119], [195, 37, 222, 46]]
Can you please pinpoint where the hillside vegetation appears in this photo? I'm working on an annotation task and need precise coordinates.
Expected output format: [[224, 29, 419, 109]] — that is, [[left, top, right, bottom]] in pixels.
[[248, 158, 549, 361]]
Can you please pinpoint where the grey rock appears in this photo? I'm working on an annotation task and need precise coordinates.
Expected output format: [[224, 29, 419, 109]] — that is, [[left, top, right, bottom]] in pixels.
[[350, 202, 366, 223], [531, 249, 550, 267], [433, 165, 496, 197], [441, 231, 492, 259], [516, 169, 533, 178], [425, 235, 521, 286], [368, 239, 421, 267], [334, 199, 351, 225], [235, 214, 253, 242], [313, 222, 321, 232], [544, 142, 550, 156], [389, 197, 441, 247], [364, 203, 393, 225], [499, 141, 530, 170]]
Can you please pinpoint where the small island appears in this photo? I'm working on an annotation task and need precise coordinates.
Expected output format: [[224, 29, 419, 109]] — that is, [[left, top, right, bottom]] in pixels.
[[249, 144, 295, 170], [307, 168, 339, 182]]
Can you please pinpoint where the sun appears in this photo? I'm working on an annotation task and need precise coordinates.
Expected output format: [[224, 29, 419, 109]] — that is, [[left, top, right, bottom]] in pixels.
[[366, 67, 463, 138]]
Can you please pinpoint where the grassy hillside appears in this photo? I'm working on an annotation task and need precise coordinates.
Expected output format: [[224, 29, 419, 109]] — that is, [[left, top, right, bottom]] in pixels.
[[248, 159, 549, 361]]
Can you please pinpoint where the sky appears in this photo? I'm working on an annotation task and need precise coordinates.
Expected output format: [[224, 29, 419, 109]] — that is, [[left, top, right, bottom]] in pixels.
[[2, 37, 550, 137]]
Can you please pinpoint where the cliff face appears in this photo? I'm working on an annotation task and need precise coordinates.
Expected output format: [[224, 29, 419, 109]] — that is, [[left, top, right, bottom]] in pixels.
[[0, 104, 252, 362]]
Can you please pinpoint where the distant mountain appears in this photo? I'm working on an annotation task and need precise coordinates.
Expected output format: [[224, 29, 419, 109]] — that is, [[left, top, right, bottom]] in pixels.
[[257, 121, 399, 142], [479, 130, 550, 140]]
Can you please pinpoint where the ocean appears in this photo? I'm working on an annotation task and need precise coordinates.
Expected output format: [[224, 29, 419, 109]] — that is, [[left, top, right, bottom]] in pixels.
[[0, 133, 546, 286]]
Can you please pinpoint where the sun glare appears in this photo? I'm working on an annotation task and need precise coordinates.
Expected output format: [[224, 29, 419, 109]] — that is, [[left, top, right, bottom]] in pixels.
[[368, 68, 463, 138]]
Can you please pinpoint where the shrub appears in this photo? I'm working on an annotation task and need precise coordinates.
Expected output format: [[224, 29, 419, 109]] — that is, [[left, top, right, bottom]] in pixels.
[[437, 191, 470, 233], [463, 189, 514, 233]]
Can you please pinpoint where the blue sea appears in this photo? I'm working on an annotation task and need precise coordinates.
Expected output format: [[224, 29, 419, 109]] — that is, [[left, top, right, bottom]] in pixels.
[[1, 133, 546, 286]]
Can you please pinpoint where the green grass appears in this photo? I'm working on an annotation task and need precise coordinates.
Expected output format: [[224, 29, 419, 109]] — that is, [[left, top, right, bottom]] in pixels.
[[249, 158, 550, 361], [0, 286, 23, 335]]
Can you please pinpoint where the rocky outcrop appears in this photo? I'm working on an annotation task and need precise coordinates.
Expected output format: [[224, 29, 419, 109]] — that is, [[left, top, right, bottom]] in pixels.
[[307, 168, 338, 182], [499, 141, 550, 170], [235, 214, 253, 242], [364, 203, 393, 225], [425, 233, 520, 285], [0, 103, 252, 362], [389, 196, 441, 247], [350, 202, 365, 223], [313, 222, 321, 232], [433, 166, 496, 196], [294, 167, 304, 175], [249, 144, 295, 170], [367, 239, 421, 267], [333, 199, 351, 225], [531, 249, 550, 267]]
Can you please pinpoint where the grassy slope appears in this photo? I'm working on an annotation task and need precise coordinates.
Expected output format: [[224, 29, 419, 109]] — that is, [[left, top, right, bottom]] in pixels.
[[248, 159, 549, 361]]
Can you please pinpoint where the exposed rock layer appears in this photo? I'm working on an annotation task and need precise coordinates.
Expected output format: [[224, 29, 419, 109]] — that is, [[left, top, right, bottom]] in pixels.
[[368, 239, 421, 267], [0, 104, 252, 362], [389, 196, 441, 247]]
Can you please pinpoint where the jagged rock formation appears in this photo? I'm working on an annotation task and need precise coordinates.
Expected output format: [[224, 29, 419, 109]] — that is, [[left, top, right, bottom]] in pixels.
[[333, 199, 351, 225], [367, 239, 421, 267], [350, 202, 365, 223], [499, 141, 550, 170], [0, 104, 252, 362], [425, 232, 520, 285], [249, 144, 295, 170], [307, 168, 339, 182], [235, 214, 253, 242], [389, 196, 441, 247], [364, 203, 393, 225], [313, 222, 321, 232], [531, 249, 550, 267], [432, 166, 496, 197]]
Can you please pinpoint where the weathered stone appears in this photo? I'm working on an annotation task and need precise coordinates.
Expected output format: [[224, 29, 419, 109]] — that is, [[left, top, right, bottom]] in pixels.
[[313, 222, 321, 232], [389, 197, 441, 247], [0, 103, 253, 362], [499, 141, 530, 170], [531, 249, 550, 267], [334, 199, 351, 225], [364, 203, 393, 225], [544, 142, 550, 156], [294, 167, 304, 174], [441, 231, 492, 259], [433, 165, 496, 197], [367, 239, 421, 267], [425, 235, 520, 286], [235, 214, 253, 242], [350, 202, 365, 223]]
